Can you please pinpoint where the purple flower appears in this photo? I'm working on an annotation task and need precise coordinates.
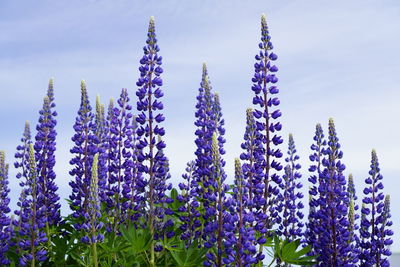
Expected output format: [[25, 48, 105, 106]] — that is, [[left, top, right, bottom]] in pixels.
[[249, 14, 283, 238], [34, 79, 61, 227], [105, 88, 134, 232], [69, 80, 99, 229], [277, 134, 304, 241], [15, 144, 47, 266], [311, 119, 353, 265], [134, 16, 171, 258], [177, 161, 202, 245], [0, 151, 12, 265], [14, 121, 32, 183], [222, 158, 257, 266], [203, 133, 228, 267], [360, 150, 393, 266], [305, 123, 326, 255], [81, 153, 104, 245]]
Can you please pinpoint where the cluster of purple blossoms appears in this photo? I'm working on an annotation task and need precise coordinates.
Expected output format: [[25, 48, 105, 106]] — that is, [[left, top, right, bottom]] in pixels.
[[306, 123, 326, 253], [15, 122, 32, 183], [34, 79, 61, 228], [190, 64, 227, 242], [0, 151, 12, 265], [346, 174, 360, 264], [359, 150, 393, 266], [105, 88, 135, 232], [15, 144, 47, 266], [222, 158, 258, 266], [94, 96, 109, 204], [308, 119, 355, 266], [135, 16, 173, 255], [277, 134, 304, 241], [81, 154, 104, 245], [249, 14, 283, 236], [203, 133, 229, 267], [177, 160, 202, 245], [69, 80, 101, 229]]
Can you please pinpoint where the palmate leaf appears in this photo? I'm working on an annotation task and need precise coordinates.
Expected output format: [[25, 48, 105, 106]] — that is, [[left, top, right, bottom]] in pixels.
[[169, 240, 208, 267], [120, 223, 152, 254], [269, 236, 318, 266]]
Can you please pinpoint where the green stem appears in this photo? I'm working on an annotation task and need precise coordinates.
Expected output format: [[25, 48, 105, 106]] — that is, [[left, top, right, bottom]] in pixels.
[[92, 242, 98, 267]]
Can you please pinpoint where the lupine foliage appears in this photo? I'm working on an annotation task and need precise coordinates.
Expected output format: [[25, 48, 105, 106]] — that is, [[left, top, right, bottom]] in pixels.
[[0, 15, 393, 267]]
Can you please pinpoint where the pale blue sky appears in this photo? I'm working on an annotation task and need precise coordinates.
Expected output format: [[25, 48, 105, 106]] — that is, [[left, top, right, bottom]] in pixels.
[[1, 0, 399, 252]]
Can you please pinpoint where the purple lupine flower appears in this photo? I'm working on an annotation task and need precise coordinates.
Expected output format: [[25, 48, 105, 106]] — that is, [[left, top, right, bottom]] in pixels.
[[204, 132, 229, 267], [177, 161, 202, 246], [249, 14, 283, 238], [305, 123, 326, 255], [314, 118, 352, 266], [69, 80, 99, 229], [360, 150, 393, 266], [0, 151, 12, 265], [34, 79, 61, 228], [15, 144, 47, 266], [94, 96, 108, 204], [134, 16, 170, 262], [346, 174, 360, 265], [222, 158, 257, 266], [240, 108, 263, 207], [152, 136, 174, 246], [212, 93, 226, 163], [106, 88, 134, 232], [277, 134, 304, 241], [193, 64, 218, 203], [14, 121, 32, 183], [128, 115, 146, 223], [81, 153, 104, 246]]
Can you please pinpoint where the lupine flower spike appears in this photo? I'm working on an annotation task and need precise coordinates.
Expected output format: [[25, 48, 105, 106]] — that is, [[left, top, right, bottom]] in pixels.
[[16, 144, 47, 266], [69, 80, 99, 231], [315, 119, 352, 265], [249, 14, 283, 262], [278, 134, 304, 241], [106, 88, 134, 232], [223, 158, 257, 266], [34, 78, 61, 236], [305, 123, 326, 256], [0, 151, 12, 265], [135, 16, 168, 265], [81, 153, 104, 267], [360, 150, 393, 266]]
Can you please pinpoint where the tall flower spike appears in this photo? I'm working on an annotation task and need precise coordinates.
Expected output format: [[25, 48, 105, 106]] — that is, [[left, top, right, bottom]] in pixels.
[[314, 118, 352, 265], [34, 79, 61, 229], [15, 121, 32, 184], [177, 161, 202, 246], [360, 150, 393, 266], [305, 123, 326, 255], [94, 96, 108, 204], [250, 14, 283, 240], [81, 154, 104, 245], [135, 16, 168, 265], [277, 134, 304, 241], [0, 151, 12, 265], [346, 174, 360, 265], [106, 88, 134, 232], [240, 108, 263, 208], [204, 132, 228, 267], [222, 158, 257, 266], [69, 80, 99, 231], [17, 144, 47, 266], [128, 115, 146, 223]]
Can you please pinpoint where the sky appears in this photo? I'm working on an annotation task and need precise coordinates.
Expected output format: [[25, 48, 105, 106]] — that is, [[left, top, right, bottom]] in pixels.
[[1, 0, 399, 253]]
